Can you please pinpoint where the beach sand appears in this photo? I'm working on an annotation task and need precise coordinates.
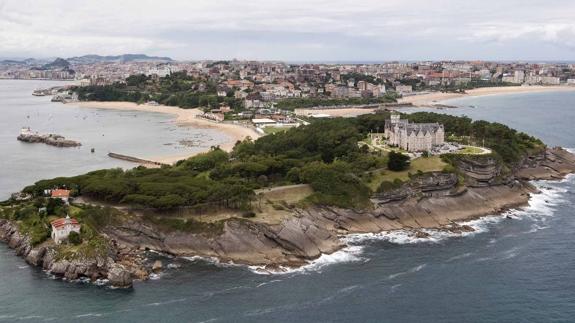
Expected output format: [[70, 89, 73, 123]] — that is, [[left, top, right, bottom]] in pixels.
[[294, 86, 575, 118], [294, 107, 377, 118], [399, 85, 575, 106], [67, 101, 261, 164]]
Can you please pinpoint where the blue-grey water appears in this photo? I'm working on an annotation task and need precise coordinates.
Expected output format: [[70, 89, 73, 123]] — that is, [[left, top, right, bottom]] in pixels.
[[1, 86, 575, 322], [0, 80, 229, 200]]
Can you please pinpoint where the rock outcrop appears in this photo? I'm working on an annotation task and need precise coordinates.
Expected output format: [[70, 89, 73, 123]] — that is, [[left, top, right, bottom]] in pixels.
[[517, 147, 575, 180], [0, 220, 147, 288], [17, 133, 81, 147]]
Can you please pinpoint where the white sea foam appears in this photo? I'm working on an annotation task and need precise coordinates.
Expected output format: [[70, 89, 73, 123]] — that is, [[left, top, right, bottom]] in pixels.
[[445, 252, 473, 263], [255, 279, 283, 288], [248, 245, 365, 275], [390, 284, 402, 292], [183, 255, 246, 270], [76, 313, 102, 318], [387, 264, 427, 280], [93, 278, 109, 286]]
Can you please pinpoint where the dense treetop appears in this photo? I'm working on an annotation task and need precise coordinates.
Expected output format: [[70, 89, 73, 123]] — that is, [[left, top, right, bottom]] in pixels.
[[21, 112, 544, 210]]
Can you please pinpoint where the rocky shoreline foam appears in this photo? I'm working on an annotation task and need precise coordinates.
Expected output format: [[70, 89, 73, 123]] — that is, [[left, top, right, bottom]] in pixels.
[[2, 147, 575, 286]]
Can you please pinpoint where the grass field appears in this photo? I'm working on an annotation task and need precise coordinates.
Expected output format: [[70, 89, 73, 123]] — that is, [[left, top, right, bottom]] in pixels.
[[262, 126, 290, 135], [367, 155, 447, 191], [457, 146, 485, 154], [253, 184, 313, 224]]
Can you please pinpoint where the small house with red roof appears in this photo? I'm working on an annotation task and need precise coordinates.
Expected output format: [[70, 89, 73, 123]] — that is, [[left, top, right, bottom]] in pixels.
[[50, 189, 71, 204], [51, 215, 81, 244]]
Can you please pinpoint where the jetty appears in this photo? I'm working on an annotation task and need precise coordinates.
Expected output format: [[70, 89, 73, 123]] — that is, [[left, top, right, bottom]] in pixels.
[[108, 152, 168, 167], [32, 86, 64, 96], [17, 127, 81, 147]]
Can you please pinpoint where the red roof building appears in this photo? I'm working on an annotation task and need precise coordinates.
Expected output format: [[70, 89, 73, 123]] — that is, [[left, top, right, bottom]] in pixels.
[[50, 215, 81, 244], [51, 189, 71, 199]]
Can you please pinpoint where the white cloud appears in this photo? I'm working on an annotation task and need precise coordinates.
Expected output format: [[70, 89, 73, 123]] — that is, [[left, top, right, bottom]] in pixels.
[[465, 22, 575, 49], [1, 0, 574, 60]]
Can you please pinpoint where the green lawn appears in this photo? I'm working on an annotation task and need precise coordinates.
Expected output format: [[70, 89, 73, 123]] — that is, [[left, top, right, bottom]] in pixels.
[[457, 146, 484, 154], [367, 156, 447, 191], [263, 127, 290, 135]]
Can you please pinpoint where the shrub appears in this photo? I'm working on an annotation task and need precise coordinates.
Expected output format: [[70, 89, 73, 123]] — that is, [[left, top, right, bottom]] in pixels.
[[388, 151, 410, 171], [68, 231, 82, 245]]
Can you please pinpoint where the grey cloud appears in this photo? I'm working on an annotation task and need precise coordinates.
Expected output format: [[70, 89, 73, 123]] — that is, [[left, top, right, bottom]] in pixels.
[[0, 0, 574, 60]]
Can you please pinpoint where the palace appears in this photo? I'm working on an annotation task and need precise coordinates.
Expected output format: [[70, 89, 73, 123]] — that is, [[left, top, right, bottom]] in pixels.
[[384, 114, 444, 152]]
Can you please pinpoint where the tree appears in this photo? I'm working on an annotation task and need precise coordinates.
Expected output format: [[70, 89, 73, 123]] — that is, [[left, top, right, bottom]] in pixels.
[[68, 231, 82, 245], [388, 151, 410, 171]]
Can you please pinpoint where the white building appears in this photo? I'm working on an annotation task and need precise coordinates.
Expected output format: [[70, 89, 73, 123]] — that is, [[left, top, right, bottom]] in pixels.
[[514, 70, 525, 84], [395, 85, 413, 95], [51, 215, 81, 244], [384, 114, 444, 152]]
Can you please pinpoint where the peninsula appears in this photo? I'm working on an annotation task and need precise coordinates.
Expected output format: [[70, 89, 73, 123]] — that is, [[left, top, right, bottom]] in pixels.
[[2, 111, 575, 288]]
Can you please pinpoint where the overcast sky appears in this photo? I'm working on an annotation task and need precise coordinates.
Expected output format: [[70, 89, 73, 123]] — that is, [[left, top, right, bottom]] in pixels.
[[1, 0, 575, 61]]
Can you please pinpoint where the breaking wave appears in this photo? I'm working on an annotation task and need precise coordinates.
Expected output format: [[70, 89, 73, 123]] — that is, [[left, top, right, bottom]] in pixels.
[[248, 245, 365, 275]]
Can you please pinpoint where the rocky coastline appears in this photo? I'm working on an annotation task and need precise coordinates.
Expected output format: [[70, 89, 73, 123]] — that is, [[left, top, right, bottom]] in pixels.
[[102, 147, 575, 272], [0, 219, 153, 288], [2, 147, 575, 286]]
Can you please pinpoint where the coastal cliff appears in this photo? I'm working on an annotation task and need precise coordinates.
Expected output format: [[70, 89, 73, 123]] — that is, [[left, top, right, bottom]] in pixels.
[[99, 147, 575, 271], [0, 219, 149, 288]]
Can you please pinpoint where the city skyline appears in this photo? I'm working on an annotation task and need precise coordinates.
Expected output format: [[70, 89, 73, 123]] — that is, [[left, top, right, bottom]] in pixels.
[[2, 0, 575, 61]]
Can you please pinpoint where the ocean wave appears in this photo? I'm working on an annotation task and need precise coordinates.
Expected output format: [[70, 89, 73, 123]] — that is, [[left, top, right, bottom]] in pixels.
[[445, 252, 473, 263], [248, 245, 365, 275], [76, 313, 102, 318], [499, 247, 521, 260], [390, 284, 402, 292], [144, 298, 187, 307], [387, 264, 427, 280], [255, 279, 283, 288]]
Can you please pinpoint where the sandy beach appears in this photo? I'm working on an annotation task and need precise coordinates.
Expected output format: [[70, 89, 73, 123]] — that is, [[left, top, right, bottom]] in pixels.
[[68, 101, 261, 164], [399, 85, 575, 106], [294, 107, 377, 118]]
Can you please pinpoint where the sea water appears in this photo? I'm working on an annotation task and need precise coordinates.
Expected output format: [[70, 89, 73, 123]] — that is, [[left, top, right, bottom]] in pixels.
[[0, 80, 229, 200], [1, 85, 575, 322]]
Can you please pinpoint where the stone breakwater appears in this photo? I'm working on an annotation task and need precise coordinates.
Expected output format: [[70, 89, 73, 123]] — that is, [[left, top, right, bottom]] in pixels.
[[0, 220, 152, 288], [17, 133, 81, 147]]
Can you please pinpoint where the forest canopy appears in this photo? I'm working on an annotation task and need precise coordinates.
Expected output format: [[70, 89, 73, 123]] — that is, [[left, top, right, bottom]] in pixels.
[[21, 112, 544, 210]]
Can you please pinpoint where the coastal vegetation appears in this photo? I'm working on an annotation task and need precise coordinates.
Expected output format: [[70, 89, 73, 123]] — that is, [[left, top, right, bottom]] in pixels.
[[275, 94, 398, 110], [0, 197, 119, 260], [13, 112, 545, 220], [73, 72, 244, 111]]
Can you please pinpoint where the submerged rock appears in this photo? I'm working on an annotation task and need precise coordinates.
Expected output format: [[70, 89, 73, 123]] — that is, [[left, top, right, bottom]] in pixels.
[[152, 260, 163, 273]]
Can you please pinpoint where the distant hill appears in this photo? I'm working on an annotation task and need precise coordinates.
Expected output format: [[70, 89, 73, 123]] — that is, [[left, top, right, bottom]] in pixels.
[[42, 58, 71, 70], [67, 54, 173, 64], [0, 58, 45, 66]]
